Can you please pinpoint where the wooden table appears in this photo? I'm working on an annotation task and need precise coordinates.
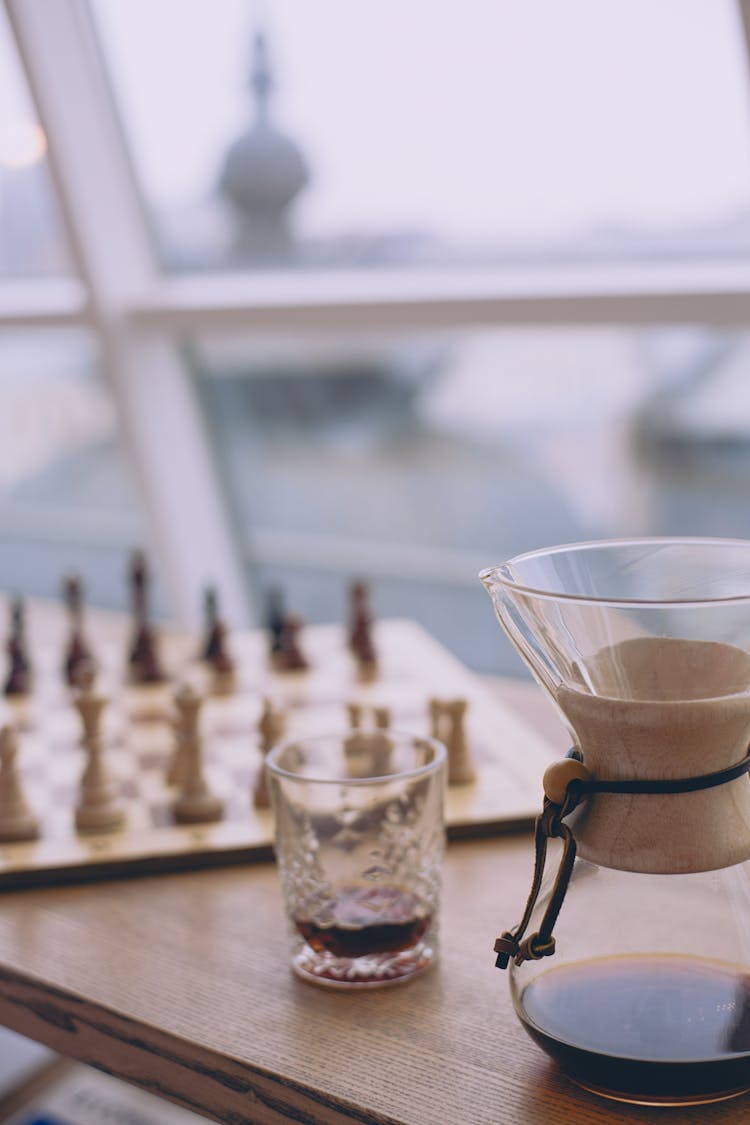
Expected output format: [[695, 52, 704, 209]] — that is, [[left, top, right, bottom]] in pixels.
[[0, 679, 745, 1125]]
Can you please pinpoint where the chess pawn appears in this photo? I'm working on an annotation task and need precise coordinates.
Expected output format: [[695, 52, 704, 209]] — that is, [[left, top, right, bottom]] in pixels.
[[253, 697, 286, 810], [445, 698, 476, 785], [74, 690, 126, 833], [172, 687, 223, 824], [0, 726, 39, 843]]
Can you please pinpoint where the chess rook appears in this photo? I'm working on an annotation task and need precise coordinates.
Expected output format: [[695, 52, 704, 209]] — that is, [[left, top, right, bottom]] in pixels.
[[344, 701, 393, 777], [430, 697, 476, 785]]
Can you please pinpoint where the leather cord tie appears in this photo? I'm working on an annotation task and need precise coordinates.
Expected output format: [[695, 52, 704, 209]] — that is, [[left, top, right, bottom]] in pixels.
[[494, 745, 750, 971]]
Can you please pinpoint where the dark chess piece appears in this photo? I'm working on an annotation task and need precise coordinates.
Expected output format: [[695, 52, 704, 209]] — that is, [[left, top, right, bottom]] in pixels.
[[265, 587, 285, 658], [348, 580, 377, 671], [4, 598, 32, 697], [200, 587, 235, 692], [208, 619, 236, 696], [201, 586, 221, 663], [274, 614, 309, 672], [127, 550, 165, 684], [62, 574, 95, 687], [209, 620, 235, 677]]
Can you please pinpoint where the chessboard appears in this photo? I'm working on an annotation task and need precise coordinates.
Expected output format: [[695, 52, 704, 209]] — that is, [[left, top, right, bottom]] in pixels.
[[0, 608, 556, 890]]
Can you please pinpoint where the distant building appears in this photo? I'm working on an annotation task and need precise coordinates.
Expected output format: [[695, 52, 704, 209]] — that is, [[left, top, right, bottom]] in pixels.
[[219, 31, 309, 264]]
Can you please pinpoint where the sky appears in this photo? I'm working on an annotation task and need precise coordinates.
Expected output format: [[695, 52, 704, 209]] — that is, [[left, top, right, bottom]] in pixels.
[[4, 1, 750, 246]]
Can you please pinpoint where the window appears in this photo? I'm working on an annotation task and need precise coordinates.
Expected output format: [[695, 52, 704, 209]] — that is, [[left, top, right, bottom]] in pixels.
[[192, 325, 750, 671], [0, 328, 150, 608], [0, 7, 71, 278], [5, 0, 750, 673], [94, 0, 750, 271]]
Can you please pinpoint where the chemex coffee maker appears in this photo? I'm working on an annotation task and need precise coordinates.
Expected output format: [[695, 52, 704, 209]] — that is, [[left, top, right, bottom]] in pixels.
[[481, 538, 750, 1106]]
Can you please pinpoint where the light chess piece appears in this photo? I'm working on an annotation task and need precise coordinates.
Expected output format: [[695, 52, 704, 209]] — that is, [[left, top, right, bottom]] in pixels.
[[74, 686, 125, 833], [0, 725, 39, 843], [344, 702, 391, 777], [172, 685, 223, 824], [371, 705, 393, 774], [433, 697, 475, 785], [253, 697, 286, 809], [166, 682, 199, 785]]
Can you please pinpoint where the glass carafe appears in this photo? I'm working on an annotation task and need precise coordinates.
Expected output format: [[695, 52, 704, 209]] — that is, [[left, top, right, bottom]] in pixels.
[[480, 538, 750, 1106]]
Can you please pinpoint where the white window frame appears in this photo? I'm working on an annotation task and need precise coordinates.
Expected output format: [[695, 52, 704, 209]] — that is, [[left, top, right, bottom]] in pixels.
[[5, 0, 249, 628], [4, 0, 750, 616]]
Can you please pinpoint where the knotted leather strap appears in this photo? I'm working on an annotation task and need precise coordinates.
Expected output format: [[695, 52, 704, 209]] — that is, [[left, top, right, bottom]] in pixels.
[[494, 746, 750, 970]]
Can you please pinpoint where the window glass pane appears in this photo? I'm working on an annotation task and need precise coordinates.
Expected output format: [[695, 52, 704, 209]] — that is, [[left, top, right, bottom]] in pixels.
[[0, 9, 72, 278], [191, 326, 750, 673], [0, 330, 153, 610], [94, 0, 750, 271]]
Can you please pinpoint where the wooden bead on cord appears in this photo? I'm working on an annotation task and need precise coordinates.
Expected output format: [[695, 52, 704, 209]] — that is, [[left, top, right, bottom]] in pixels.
[[542, 758, 592, 805]]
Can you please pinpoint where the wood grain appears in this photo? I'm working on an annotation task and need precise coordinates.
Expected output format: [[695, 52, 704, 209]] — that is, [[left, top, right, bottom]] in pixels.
[[0, 680, 745, 1124]]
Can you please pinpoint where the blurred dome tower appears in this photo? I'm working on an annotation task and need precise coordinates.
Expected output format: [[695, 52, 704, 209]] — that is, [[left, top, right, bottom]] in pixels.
[[219, 29, 309, 262]]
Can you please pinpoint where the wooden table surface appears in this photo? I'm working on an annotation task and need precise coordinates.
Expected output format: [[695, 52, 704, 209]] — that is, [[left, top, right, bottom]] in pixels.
[[0, 678, 746, 1125]]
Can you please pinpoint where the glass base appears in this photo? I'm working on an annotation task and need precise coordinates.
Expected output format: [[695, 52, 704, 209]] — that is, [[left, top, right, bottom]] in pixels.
[[572, 1077, 750, 1108], [292, 939, 435, 989]]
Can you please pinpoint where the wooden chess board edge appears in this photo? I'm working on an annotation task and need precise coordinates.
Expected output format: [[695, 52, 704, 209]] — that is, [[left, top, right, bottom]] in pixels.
[[446, 812, 536, 841], [0, 805, 540, 892], [0, 841, 275, 893]]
